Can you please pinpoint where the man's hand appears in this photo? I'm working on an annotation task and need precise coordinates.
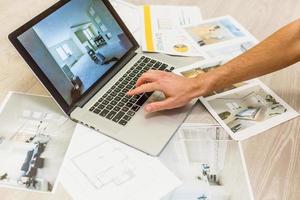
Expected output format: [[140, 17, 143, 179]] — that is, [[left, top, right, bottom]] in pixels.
[[127, 70, 204, 112]]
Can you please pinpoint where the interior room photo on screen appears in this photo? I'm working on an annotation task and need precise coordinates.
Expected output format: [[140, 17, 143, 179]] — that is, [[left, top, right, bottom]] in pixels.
[[17, 0, 132, 105]]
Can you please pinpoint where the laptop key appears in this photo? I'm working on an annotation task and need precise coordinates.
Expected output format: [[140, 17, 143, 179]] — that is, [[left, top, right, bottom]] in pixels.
[[144, 57, 150, 63], [106, 105, 113, 110], [100, 109, 109, 117], [114, 96, 121, 101], [131, 105, 140, 112], [121, 98, 128, 103], [126, 102, 133, 108], [98, 98, 104, 102], [129, 98, 137, 104], [107, 95, 113, 101], [150, 59, 156, 63], [111, 100, 117, 106], [113, 106, 121, 112], [122, 106, 129, 112], [98, 104, 105, 110], [115, 88, 121, 93], [123, 115, 131, 121], [118, 84, 125, 89], [103, 100, 109, 104], [111, 91, 117, 96], [112, 111, 125, 122], [122, 88, 130, 93], [122, 80, 129, 85], [119, 120, 128, 126], [93, 108, 101, 114], [117, 102, 125, 107], [153, 62, 162, 69], [159, 64, 168, 70], [89, 106, 95, 111], [117, 92, 125, 97], [127, 110, 135, 117], [136, 94, 149, 106], [106, 111, 117, 120]]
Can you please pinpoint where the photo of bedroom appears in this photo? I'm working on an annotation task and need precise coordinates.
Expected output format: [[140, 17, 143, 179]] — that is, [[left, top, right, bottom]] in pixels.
[[207, 85, 288, 133], [18, 0, 133, 105], [0, 92, 76, 192], [180, 63, 248, 96], [184, 17, 245, 47], [160, 123, 252, 200]]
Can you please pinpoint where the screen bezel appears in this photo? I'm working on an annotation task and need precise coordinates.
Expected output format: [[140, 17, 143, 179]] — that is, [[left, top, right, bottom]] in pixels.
[[8, 0, 139, 115]]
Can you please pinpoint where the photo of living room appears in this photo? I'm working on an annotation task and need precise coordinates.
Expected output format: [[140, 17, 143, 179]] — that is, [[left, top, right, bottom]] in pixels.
[[0, 92, 76, 192], [160, 123, 252, 200], [18, 0, 133, 105], [207, 85, 288, 133]]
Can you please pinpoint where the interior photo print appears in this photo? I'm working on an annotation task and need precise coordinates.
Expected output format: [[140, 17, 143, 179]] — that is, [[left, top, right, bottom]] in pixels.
[[184, 17, 245, 47], [179, 63, 248, 96], [17, 0, 133, 105], [207, 85, 288, 134], [160, 123, 252, 200], [0, 93, 76, 192]]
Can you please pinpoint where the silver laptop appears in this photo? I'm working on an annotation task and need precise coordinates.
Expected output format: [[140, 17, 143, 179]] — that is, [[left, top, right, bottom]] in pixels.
[[9, 0, 194, 156]]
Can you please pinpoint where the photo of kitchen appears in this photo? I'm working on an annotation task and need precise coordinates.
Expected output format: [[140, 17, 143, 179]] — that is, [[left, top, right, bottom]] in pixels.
[[18, 0, 133, 105], [207, 85, 288, 133], [0, 92, 76, 192]]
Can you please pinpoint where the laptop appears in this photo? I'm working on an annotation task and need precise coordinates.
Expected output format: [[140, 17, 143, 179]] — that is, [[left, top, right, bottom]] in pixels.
[[9, 0, 194, 156]]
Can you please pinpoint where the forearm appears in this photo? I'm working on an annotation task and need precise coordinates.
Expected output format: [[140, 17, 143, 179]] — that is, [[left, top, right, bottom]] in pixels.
[[194, 19, 300, 96]]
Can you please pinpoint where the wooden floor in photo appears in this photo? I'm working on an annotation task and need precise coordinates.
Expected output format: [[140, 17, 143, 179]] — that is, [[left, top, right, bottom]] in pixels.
[[0, 0, 300, 199]]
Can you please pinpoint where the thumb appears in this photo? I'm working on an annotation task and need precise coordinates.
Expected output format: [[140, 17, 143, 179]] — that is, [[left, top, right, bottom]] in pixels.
[[145, 98, 174, 112]]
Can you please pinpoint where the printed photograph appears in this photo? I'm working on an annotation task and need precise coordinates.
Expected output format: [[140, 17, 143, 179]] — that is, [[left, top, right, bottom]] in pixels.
[[207, 85, 288, 133], [184, 17, 245, 47], [160, 123, 252, 200], [179, 63, 248, 96], [0, 92, 76, 192], [17, 0, 133, 105], [204, 40, 256, 60]]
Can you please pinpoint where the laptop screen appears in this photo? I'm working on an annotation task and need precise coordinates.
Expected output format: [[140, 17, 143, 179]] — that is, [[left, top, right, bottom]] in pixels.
[[17, 0, 134, 106]]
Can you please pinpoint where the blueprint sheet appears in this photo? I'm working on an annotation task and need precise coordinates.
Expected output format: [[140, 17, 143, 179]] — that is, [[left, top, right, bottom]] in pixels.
[[60, 124, 181, 200]]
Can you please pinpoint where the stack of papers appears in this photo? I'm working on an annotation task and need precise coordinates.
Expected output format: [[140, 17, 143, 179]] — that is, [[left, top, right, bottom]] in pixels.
[[140, 5, 206, 57]]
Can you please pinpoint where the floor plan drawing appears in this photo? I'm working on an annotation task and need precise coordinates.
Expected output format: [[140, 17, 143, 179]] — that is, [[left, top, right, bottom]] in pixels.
[[61, 125, 181, 200], [71, 141, 136, 189]]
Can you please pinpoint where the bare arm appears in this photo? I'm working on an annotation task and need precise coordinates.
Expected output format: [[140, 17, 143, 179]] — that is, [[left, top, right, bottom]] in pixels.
[[128, 19, 300, 112], [199, 18, 300, 93]]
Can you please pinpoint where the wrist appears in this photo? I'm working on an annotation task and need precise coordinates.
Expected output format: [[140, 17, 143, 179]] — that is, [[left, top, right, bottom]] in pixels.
[[189, 70, 224, 98]]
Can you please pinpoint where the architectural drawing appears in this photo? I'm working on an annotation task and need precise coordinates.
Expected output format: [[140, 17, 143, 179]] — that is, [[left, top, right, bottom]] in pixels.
[[71, 141, 136, 189]]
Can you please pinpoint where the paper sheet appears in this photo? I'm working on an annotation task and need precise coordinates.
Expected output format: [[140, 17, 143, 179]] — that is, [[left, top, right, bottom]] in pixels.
[[175, 58, 299, 140], [0, 92, 76, 193], [110, 0, 141, 43], [182, 15, 258, 60], [140, 5, 207, 57], [200, 80, 299, 140], [60, 124, 181, 200], [159, 123, 253, 199]]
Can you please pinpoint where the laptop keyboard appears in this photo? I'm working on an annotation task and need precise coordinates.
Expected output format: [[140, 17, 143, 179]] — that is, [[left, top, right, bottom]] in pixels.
[[88, 56, 175, 126]]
